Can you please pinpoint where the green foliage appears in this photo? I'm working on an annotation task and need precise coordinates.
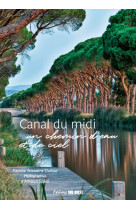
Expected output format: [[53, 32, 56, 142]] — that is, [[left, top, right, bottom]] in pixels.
[[1, 84, 47, 108], [32, 82, 48, 92], [126, 69, 136, 84], [4, 147, 35, 167], [37, 111, 47, 120], [102, 9, 136, 83], [3, 9, 136, 109], [0, 9, 86, 101], [50, 52, 74, 75], [0, 112, 35, 167], [0, 112, 12, 128], [94, 106, 126, 127], [29, 183, 47, 200], [27, 112, 37, 119], [112, 78, 126, 106], [0, 25, 35, 101], [50, 37, 109, 76], [0, 164, 22, 200], [122, 115, 136, 129], [41, 74, 52, 84], [1, 90, 24, 108], [0, 56, 21, 100], [93, 106, 106, 124], [52, 108, 81, 120], [37, 9, 86, 33], [1, 37, 109, 106]]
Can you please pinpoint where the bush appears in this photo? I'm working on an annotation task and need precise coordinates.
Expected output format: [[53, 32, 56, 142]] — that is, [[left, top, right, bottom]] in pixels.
[[93, 106, 106, 124], [53, 108, 69, 119], [5, 147, 35, 167], [94, 106, 126, 127], [0, 113, 35, 167], [122, 116, 136, 129], [27, 112, 37, 119], [68, 109, 81, 120], [0, 112, 12, 127], [52, 108, 81, 120], [0, 162, 22, 200], [37, 111, 47, 120]]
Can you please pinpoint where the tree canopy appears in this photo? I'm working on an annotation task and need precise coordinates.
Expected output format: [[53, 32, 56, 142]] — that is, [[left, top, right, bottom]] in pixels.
[[102, 9, 136, 113], [1, 37, 110, 107], [50, 37, 109, 76], [0, 9, 86, 100], [102, 9, 136, 81]]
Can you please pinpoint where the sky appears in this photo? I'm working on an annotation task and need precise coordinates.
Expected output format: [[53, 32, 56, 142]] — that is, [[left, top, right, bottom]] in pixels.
[[8, 9, 119, 87]]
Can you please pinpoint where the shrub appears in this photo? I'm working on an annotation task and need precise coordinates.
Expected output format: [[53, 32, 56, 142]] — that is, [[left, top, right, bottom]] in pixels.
[[94, 106, 126, 127], [0, 113, 35, 167], [53, 108, 69, 119], [52, 108, 81, 120], [68, 109, 81, 120], [0, 112, 12, 127], [0, 162, 22, 200], [4, 147, 35, 167], [93, 106, 106, 124], [122, 116, 136, 129], [37, 111, 47, 120], [27, 112, 37, 119]]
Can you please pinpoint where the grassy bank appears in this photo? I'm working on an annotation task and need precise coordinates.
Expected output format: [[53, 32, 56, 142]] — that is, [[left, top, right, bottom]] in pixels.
[[0, 112, 35, 199], [0, 161, 22, 200], [0, 112, 35, 167], [19, 107, 136, 130]]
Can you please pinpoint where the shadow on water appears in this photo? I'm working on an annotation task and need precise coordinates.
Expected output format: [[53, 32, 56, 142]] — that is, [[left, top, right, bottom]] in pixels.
[[12, 117, 136, 200]]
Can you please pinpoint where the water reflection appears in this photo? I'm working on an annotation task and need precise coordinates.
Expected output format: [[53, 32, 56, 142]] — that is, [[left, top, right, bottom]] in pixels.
[[13, 117, 136, 200]]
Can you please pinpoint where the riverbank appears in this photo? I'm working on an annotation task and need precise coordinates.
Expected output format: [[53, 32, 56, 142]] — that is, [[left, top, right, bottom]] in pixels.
[[19, 107, 136, 130], [0, 112, 35, 167], [0, 160, 22, 200], [19, 109, 93, 121], [94, 106, 136, 130], [0, 112, 35, 199]]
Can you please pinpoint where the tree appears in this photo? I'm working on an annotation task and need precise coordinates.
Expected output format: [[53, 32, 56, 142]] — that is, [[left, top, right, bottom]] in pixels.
[[2, 37, 114, 113], [0, 56, 21, 99], [0, 9, 86, 100], [102, 9, 136, 113], [0, 9, 86, 63]]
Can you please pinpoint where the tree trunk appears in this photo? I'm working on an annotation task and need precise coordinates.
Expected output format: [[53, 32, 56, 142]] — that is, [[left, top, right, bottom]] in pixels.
[[120, 73, 131, 113], [0, 9, 47, 41], [104, 90, 108, 107], [131, 84, 136, 115], [83, 87, 87, 113], [88, 86, 92, 113], [126, 86, 131, 113]]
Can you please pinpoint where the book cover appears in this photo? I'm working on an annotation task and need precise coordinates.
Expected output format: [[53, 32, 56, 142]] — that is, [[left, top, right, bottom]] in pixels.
[[0, 8, 135, 201]]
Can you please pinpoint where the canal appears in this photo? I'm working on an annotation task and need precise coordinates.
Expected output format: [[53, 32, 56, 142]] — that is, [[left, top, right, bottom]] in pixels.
[[12, 117, 136, 200]]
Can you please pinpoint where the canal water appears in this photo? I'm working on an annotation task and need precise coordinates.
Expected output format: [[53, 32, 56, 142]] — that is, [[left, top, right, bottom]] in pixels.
[[12, 117, 136, 200]]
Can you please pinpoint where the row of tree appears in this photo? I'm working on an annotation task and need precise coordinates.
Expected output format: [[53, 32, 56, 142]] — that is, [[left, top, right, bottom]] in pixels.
[[1, 10, 136, 114]]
